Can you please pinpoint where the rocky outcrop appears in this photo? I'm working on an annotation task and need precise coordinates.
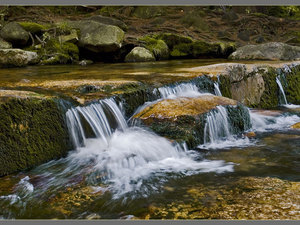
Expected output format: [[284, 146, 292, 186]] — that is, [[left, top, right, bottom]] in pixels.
[[0, 22, 29, 46], [0, 49, 39, 67], [125, 47, 155, 62], [0, 90, 71, 176], [85, 15, 128, 31], [183, 62, 300, 108], [229, 42, 300, 60], [67, 20, 125, 53], [134, 95, 250, 148]]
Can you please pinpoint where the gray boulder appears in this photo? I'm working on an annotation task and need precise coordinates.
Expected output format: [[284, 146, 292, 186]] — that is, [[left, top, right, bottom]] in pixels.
[[229, 42, 300, 60], [85, 15, 128, 31], [67, 20, 125, 53], [0, 49, 39, 67], [125, 47, 155, 62], [0, 22, 29, 46]]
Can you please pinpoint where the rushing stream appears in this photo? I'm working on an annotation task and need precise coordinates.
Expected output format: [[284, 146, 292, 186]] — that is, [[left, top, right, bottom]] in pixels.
[[0, 62, 300, 219]]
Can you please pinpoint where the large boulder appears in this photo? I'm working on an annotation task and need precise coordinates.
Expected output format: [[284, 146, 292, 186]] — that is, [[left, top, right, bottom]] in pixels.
[[0, 90, 71, 176], [134, 95, 250, 148], [125, 47, 155, 62], [229, 42, 300, 60], [0, 49, 39, 67], [0, 22, 29, 46], [85, 15, 128, 31], [67, 20, 125, 53]]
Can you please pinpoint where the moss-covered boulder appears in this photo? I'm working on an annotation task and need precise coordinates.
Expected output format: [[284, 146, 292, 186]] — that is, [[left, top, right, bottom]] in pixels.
[[0, 90, 71, 176], [153, 33, 193, 50], [138, 36, 169, 60], [0, 49, 39, 67], [85, 15, 128, 31], [125, 47, 155, 62], [0, 38, 12, 49], [284, 65, 300, 105], [0, 22, 29, 46], [229, 42, 300, 60], [59, 29, 78, 44], [17, 21, 47, 34], [36, 39, 79, 65], [134, 95, 249, 148], [67, 20, 124, 53]]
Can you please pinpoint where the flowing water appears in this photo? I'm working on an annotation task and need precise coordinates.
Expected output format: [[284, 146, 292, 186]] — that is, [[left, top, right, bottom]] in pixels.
[[0, 61, 300, 219]]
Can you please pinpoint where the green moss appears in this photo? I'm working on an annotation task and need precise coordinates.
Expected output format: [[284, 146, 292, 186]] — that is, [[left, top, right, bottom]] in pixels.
[[285, 66, 300, 105], [219, 75, 232, 98], [18, 22, 48, 34], [153, 33, 193, 50], [255, 68, 279, 109], [0, 97, 71, 176], [39, 39, 79, 65], [138, 36, 169, 60]]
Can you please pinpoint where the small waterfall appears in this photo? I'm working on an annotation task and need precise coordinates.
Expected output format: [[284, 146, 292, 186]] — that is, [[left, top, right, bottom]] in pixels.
[[214, 82, 222, 96], [156, 83, 204, 99], [64, 98, 233, 197], [276, 76, 288, 105], [66, 98, 127, 148], [203, 106, 231, 144], [214, 76, 222, 96]]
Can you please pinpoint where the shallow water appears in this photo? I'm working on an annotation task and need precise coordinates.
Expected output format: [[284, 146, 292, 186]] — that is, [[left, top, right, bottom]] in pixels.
[[0, 60, 300, 219]]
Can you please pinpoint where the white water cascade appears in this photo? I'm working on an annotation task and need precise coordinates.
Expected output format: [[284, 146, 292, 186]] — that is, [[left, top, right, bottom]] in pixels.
[[276, 76, 288, 105], [214, 82, 222, 96], [64, 98, 233, 197]]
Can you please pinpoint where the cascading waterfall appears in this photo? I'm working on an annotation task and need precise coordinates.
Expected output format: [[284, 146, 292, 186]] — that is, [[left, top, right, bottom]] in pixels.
[[276, 76, 288, 105], [155, 82, 205, 99], [214, 82, 222, 96]]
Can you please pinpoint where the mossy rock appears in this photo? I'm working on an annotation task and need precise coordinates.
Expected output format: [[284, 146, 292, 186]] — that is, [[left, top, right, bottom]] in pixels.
[[18, 22, 48, 34], [284, 66, 300, 105], [134, 96, 250, 148], [0, 22, 29, 46], [153, 33, 193, 50], [170, 41, 220, 58], [124, 47, 155, 62], [138, 36, 169, 60], [0, 95, 71, 176], [38, 39, 79, 65]]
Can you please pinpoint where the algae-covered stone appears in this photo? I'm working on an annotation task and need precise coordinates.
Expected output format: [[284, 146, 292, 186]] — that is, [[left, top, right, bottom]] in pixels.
[[0, 22, 29, 46], [125, 47, 155, 62], [229, 42, 300, 60], [291, 122, 300, 129], [67, 20, 125, 53], [153, 33, 193, 50], [18, 21, 47, 34], [134, 95, 249, 148], [0, 38, 12, 49], [0, 90, 71, 176], [0, 49, 39, 67], [85, 15, 128, 31], [138, 36, 169, 60]]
